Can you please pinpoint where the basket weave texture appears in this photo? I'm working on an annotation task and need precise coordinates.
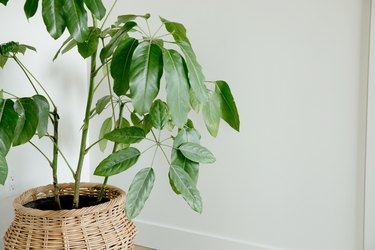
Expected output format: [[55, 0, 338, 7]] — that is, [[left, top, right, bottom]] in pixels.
[[3, 182, 136, 249]]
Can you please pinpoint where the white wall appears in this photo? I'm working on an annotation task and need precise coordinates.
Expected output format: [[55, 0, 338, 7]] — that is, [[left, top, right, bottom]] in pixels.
[[0, 1, 89, 246], [89, 0, 370, 249]]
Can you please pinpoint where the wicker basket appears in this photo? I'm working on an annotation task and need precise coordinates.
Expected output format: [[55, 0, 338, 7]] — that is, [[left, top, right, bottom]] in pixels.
[[3, 183, 136, 249]]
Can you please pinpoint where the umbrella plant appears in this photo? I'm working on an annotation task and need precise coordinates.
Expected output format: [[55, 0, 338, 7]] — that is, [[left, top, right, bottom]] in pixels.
[[0, 0, 240, 219]]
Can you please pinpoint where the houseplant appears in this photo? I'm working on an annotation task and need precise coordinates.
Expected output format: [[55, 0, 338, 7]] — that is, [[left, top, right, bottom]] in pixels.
[[0, 0, 240, 249]]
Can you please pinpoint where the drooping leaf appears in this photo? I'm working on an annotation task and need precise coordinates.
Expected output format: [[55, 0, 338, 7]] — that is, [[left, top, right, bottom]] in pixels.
[[24, 0, 39, 19], [0, 55, 8, 68], [129, 41, 163, 114], [104, 126, 145, 144], [63, 0, 88, 43], [13, 98, 39, 146], [83, 0, 105, 20], [163, 49, 190, 128], [18, 44, 37, 54], [100, 21, 137, 63], [99, 117, 112, 152], [110, 38, 139, 96], [160, 17, 191, 46], [126, 167, 155, 220], [77, 27, 100, 58], [61, 39, 77, 54], [32, 95, 50, 138], [116, 13, 150, 25], [42, 0, 66, 39], [215, 80, 240, 131], [169, 165, 202, 213], [150, 99, 168, 129], [53, 36, 73, 61], [0, 154, 8, 185], [178, 41, 207, 104], [94, 147, 140, 176], [0, 99, 18, 155], [0, 41, 20, 56], [141, 114, 153, 135], [95, 95, 111, 114], [202, 90, 221, 137], [0, 0, 9, 6], [179, 142, 215, 164]]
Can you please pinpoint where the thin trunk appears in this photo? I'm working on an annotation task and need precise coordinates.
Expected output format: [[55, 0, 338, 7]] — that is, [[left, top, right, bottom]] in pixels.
[[52, 109, 61, 210]]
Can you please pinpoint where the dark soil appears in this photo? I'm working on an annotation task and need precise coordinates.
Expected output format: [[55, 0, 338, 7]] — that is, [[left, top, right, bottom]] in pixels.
[[23, 195, 110, 210]]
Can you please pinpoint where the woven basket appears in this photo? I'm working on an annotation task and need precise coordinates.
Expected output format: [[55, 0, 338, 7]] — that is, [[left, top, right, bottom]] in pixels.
[[3, 182, 136, 249]]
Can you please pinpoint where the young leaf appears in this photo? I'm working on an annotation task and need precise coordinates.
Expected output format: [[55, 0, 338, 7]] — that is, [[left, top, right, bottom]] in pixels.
[[178, 41, 207, 104], [163, 49, 190, 128], [169, 165, 202, 213], [13, 98, 39, 146], [42, 0, 66, 39], [104, 127, 145, 144], [24, 0, 39, 19], [129, 41, 163, 114], [202, 91, 221, 137], [83, 0, 105, 20], [116, 13, 150, 25], [18, 44, 37, 54], [160, 17, 191, 46], [0, 55, 8, 68], [125, 167, 155, 220], [77, 27, 100, 58], [99, 117, 112, 152], [94, 147, 140, 176], [32, 95, 50, 138], [63, 0, 88, 43], [0, 154, 8, 185], [53, 36, 73, 61], [110, 38, 139, 96], [215, 80, 240, 131], [95, 95, 111, 114], [0, 99, 19, 155], [150, 100, 168, 129], [100, 21, 137, 63], [61, 39, 77, 54], [178, 142, 215, 164]]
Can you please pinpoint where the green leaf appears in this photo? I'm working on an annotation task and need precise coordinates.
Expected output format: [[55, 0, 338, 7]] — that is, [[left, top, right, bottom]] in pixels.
[[0, 90, 3, 99], [163, 49, 190, 128], [83, 0, 105, 20], [99, 117, 112, 152], [160, 17, 191, 46], [110, 38, 139, 96], [202, 91, 221, 137], [63, 0, 88, 43], [61, 39, 77, 54], [0, 41, 20, 55], [119, 117, 130, 128], [13, 98, 39, 146], [130, 112, 141, 126], [0, 0, 9, 6], [171, 128, 200, 192], [77, 27, 100, 58], [95, 95, 111, 114], [18, 44, 37, 55], [129, 41, 163, 114], [0, 154, 7, 185], [215, 80, 240, 131], [0, 99, 19, 155], [178, 41, 207, 104], [32, 95, 50, 138], [53, 36, 73, 61], [141, 114, 152, 135], [104, 126, 145, 144], [0, 55, 8, 68], [179, 142, 215, 164], [116, 13, 150, 25], [126, 167, 155, 220], [42, 0, 66, 39], [150, 99, 168, 129], [24, 0, 39, 19], [94, 147, 140, 176], [100, 21, 137, 63], [169, 165, 202, 213]]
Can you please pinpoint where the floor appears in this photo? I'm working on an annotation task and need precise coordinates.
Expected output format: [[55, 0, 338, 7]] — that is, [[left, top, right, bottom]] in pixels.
[[135, 245, 154, 250]]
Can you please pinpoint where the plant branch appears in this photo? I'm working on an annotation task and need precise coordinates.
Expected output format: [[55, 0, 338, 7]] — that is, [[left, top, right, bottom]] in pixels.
[[51, 109, 62, 209], [13, 56, 39, 95], [100, 0, 118, 30], [28, 141, 52, 165]]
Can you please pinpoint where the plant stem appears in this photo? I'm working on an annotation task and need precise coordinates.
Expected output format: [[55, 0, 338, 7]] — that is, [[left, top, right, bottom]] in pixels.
[[101, 38, 116, 124], [13, 56, 39, 95], [72, 47, 98, 209], [28, 141, 52, 165], [51, 109, 62, 210], [97, 102, 125, 203]]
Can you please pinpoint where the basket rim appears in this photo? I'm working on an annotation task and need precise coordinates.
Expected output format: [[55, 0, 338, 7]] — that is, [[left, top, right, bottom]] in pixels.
[[13, 182, 126, 218]]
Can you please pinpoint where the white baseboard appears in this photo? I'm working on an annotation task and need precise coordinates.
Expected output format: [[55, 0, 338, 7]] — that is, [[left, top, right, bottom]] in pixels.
[[134, 220, 286, 250]]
